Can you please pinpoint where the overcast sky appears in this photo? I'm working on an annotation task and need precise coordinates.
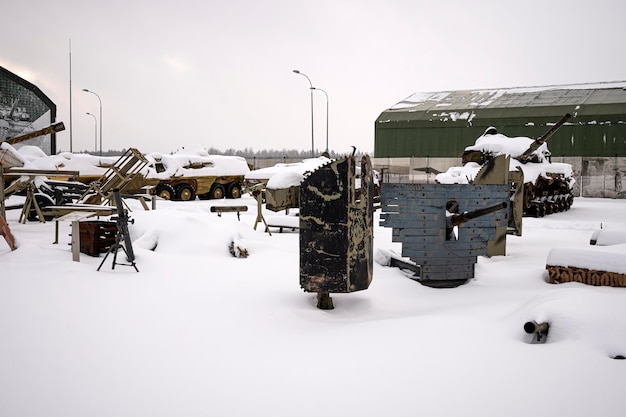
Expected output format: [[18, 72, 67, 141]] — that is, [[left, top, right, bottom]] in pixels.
[[2, 0, 625, 156]]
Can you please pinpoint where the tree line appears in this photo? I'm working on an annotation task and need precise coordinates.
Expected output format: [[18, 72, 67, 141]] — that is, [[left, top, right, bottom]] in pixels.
[[81, 147, 367, 159]]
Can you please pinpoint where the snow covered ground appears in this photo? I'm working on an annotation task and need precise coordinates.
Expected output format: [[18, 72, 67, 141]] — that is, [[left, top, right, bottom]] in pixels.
[[1, 195, 625, 417]]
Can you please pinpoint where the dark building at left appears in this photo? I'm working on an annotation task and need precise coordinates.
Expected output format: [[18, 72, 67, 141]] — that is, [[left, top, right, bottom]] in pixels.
[[0, 66, 58, 155]]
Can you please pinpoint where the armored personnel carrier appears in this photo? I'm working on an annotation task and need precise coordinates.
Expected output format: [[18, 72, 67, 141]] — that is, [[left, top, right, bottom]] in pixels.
[[436, 113, 575, 217]]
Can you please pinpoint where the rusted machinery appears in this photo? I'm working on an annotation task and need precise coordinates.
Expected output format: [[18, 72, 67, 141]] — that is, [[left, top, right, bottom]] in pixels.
[[299, 155, 374, 309], [380, 183, 509, 287]]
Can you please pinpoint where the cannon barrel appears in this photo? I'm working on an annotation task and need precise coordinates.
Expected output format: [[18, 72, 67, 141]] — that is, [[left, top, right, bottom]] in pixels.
[[111, 189, 135, 262], [524, 321, 549, 342], [518, 113, 571, 162], [449, 201, 508, 227], [3, 122, 65, 145]]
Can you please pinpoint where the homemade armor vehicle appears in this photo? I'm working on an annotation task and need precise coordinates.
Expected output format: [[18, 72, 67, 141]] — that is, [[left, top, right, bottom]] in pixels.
[[436, 113, 575, 217]]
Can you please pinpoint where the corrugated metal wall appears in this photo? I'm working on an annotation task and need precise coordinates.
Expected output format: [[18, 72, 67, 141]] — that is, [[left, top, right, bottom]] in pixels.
[[375, 113, 626, 158]]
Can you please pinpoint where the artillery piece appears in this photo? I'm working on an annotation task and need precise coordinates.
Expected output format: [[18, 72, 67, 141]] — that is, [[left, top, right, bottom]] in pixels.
[[446, 201, 508, 240], [438, 113, 575, 218], [380, 183, 509, 287]]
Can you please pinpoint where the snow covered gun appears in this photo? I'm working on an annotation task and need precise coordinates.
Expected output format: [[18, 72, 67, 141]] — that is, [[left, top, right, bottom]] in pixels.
[[446, 201, 508, 240], [518, 113, 571, 163], [524, 321, 549, 343]]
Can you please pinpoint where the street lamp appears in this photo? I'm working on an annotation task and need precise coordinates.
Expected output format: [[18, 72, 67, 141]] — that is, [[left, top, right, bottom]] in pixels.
[[82, 88, 102, 156], [313, 87, 329, 154], [86, 112, 97, 154], [292, 69, 315, 157]]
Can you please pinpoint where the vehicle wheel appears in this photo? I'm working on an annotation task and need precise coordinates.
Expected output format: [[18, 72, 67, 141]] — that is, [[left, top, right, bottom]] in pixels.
[[176, 183, 196, 201], [155, 183, 176, 200], [210, 184, 225, 199], [227, 182, 242, 199], [28, 193, 55, 222], [197, 192, 211, 200]]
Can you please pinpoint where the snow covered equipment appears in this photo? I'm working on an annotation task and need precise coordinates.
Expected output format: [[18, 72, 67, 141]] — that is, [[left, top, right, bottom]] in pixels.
[[380, 183, 509, 288], [78, 148, 150, 206], [97, 189, 138, 272], [146, 147, 250, 201], [437, 113, 575, 218], [299, 155, 374, 309]]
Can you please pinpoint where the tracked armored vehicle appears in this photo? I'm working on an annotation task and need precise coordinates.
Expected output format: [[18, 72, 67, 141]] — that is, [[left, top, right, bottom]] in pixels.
[[436, 113, 575, 217]]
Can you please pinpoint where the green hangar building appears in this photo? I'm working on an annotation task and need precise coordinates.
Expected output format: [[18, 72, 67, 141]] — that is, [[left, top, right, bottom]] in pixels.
[[373, 81, 626, 198]]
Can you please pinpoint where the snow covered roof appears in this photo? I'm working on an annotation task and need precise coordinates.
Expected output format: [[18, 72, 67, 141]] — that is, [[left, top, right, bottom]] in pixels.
[[384, 81, 626, 115], [375, 81, 626, 159]]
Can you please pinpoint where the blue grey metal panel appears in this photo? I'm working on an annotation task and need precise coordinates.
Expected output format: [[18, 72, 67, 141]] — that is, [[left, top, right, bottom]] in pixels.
[[380, 183, 509, 285]]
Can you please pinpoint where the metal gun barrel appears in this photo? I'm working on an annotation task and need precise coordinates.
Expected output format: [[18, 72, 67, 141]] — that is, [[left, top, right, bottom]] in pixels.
[[112, 188, 135, 262], [3, 122, 65, 145], [450, 201, 508, 227], [519, 113, 571, 162], [535, 113, 572, 145], [524, 321, 549, 342]]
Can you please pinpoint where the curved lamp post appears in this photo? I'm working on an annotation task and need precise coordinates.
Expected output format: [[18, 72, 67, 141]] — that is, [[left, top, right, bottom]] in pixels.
[[86, 112, 97, 154], [293, 70, 315, 157], [313, 87, 329, 154], [82, 88, 102, 155]]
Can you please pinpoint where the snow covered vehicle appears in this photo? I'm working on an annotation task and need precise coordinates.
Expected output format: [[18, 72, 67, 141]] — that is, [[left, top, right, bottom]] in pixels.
[[436, 113, 575, 217], [145, 146, 250, 201], [245, 155, 381, 212]]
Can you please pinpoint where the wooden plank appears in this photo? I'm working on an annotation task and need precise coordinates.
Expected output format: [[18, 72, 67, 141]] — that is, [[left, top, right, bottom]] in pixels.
[[0, 215, 17, 251], [210, 206, 248, 213], [57, 211, 97, 222], [42, 206, 116, 217]]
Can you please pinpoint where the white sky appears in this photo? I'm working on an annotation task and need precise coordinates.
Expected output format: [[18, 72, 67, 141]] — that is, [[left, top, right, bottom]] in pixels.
[[2, 0, 625, 155]]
